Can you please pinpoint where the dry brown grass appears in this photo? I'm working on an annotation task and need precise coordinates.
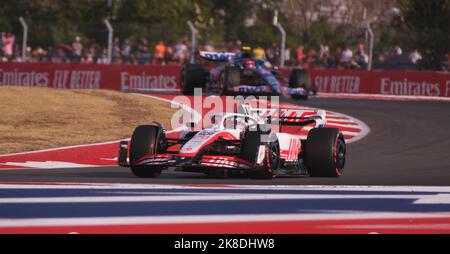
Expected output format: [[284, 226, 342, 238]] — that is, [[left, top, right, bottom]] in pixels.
[[0, 86, 175, 154]]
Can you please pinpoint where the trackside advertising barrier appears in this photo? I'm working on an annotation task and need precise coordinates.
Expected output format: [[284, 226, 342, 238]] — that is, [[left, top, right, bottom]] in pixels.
[[1, 62, 449, 98], [0, 62, 179, 92], [308, 69, 450, 98]]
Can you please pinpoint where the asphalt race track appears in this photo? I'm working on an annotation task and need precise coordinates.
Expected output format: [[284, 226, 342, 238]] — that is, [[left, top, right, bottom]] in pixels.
[[1, 97, 449, 186]]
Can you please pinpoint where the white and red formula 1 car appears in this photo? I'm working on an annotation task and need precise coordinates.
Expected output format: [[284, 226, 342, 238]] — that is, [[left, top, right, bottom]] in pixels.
[[118, 104, 346, 179]]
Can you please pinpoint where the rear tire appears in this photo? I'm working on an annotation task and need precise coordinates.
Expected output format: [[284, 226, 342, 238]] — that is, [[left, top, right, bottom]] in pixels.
[[289, 69, 310, 100], [304, 128, 346, 177], [181, 63, 206, 95], [129, 125, 165, 178]]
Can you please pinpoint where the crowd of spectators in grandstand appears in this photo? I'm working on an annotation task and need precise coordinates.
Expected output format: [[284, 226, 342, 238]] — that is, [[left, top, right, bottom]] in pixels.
[[1, 32, 449, 72], [0, 34, 192, 66]]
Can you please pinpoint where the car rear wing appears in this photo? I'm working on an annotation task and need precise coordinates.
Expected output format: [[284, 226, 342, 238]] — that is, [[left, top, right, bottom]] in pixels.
[[198, 51, 236, 62], [267, 109, 326, 128], [240, 104, 326, 128], [277, 114, 325, 127]]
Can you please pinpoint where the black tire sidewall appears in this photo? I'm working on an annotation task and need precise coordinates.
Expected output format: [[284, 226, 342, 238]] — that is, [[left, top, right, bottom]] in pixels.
[[242, 128, 261, 163], [289, 69, 310, 100], [129, 125, 164, 178], [223, 66, 240, 95], [181, 63, 205, 95], [305, 128, 345, 177]]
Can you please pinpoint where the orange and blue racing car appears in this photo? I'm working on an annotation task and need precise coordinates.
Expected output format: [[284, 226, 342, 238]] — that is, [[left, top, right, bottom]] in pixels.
[[180, 47, 311, 99]]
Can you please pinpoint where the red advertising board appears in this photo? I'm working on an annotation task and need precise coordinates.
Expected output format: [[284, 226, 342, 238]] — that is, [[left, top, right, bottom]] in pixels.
[[309, 69, 450, 98], [0, 62, 180, 92], [1, 62, 449, 98]]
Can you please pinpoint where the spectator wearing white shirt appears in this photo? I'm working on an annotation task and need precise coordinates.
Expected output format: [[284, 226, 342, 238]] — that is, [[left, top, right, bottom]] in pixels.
[[319, 44, 329, 60], [409, 49, 422, 64], [394, 45, 403, 55], [284, 48, 291, 66], [355, 43, 369, 69], [72, 36, 83, 63], [121, 39, 131, 64], [341, 46, 353, 68], [174, 40, 188, 64]]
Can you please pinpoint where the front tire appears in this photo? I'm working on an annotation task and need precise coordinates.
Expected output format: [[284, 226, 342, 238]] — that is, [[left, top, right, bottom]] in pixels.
[[304, 128, 346, 177], [129, 125, 165, 178]]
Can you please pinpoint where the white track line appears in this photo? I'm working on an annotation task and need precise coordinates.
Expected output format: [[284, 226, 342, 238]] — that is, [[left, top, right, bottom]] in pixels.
[[0, 193, 441, 204], [413, 194, 450, 204], [1, 183, 450, 192], [0, 140, 122, 157], [1, 212, 450, 228], [1, 161, 99, 169]]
